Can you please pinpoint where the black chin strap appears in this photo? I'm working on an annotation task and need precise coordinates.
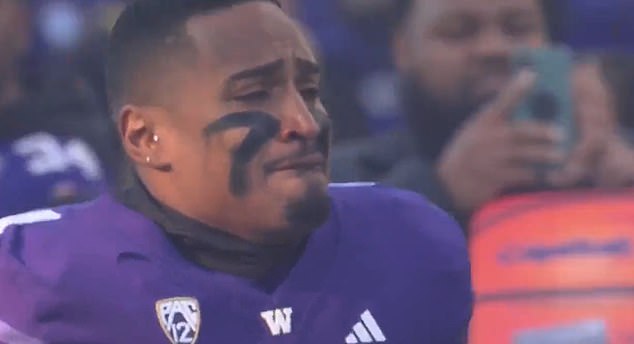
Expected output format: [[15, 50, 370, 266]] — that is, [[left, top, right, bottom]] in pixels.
[[116, 176, 306, 281]]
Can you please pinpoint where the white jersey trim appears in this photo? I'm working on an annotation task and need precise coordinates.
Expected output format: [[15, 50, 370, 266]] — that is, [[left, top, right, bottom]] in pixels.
[[0, 319, 44, 344], [0, 210, 61, 235]]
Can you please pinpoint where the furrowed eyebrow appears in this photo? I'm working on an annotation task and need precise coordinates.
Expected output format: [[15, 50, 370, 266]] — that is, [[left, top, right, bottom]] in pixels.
[[224, 59, 285, 84], [295, 58, 320, 78]]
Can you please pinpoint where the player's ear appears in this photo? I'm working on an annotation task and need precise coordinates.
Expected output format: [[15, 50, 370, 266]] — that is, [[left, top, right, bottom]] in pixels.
[[118, 105, 171, 171]]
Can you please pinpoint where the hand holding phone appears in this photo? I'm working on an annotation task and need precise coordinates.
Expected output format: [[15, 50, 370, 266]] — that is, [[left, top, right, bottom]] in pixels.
[[511, 47, 576, 172], [437, 70, 566, 213]]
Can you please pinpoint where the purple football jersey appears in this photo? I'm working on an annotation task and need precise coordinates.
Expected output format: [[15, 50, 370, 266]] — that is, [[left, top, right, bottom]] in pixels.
[[0, 184, 472, 343]]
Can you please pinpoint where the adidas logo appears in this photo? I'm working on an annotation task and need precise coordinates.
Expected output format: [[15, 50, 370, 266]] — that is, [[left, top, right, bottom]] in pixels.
[[345, 310, 386, 343]]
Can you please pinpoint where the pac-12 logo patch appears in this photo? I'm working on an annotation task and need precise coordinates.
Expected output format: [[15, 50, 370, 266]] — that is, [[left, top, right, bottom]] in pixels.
[[155, 297, 201, 344]]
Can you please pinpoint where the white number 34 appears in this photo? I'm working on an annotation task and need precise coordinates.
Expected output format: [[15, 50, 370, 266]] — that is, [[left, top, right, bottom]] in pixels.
[[12, 132, 102, 181]]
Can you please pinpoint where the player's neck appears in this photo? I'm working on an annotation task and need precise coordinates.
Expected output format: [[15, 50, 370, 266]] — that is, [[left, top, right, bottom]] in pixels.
[[116, 173, 308, 280]]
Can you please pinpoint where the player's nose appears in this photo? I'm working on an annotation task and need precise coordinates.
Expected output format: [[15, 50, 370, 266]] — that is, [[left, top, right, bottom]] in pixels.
[[278, 89, 320, 141]]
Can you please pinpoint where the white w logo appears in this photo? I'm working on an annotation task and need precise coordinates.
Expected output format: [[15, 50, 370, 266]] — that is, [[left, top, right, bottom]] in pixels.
[[260, 307, 293, 336]]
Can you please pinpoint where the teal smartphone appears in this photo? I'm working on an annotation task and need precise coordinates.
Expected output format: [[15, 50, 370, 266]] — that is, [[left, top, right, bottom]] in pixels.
[[512, 47, 576, 171]]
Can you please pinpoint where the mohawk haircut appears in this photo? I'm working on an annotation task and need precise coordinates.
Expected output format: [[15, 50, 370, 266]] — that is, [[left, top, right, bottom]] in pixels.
[[105, 0, 281, 115]]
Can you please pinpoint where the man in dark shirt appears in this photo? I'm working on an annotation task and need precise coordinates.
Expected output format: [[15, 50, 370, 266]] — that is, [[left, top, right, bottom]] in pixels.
[[330, 0, 617, 222]]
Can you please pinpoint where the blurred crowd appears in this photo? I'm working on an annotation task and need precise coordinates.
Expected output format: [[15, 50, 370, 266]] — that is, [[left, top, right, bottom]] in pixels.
[[1, 0, 634, 338]]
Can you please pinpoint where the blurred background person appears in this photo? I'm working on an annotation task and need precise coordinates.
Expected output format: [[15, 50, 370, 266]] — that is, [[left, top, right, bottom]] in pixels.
[[329, 0, 623, 223], [0, 0, 116, 217], [316, 0, 634, 341]]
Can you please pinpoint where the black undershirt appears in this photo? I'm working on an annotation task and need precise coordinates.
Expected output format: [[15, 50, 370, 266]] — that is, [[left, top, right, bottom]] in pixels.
[[116, 175, 307, 281]]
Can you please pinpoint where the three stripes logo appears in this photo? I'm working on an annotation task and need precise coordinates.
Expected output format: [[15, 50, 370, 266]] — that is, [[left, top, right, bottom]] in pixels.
[[345, 310, 387, 343]]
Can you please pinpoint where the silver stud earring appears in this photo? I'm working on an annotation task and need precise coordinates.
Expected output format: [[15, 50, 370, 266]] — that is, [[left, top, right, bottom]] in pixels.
[[152, 134, 159, 143]]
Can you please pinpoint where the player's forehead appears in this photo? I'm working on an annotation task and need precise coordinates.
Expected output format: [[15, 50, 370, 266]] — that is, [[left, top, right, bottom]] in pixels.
[[185, 1, 316, 75]]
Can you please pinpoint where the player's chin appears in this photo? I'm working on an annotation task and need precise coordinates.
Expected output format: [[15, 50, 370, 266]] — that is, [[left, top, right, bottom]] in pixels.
[[267, 166, 328, 190], [282, 174, 331, 232]]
